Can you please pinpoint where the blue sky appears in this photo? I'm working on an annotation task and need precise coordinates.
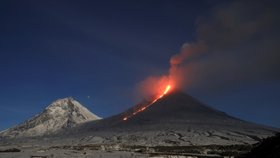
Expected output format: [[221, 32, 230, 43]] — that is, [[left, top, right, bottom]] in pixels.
[[0, 0, 279, 130]]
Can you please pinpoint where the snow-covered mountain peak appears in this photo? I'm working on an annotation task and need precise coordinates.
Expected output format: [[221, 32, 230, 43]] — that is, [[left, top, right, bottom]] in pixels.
[[0, 97, 101, 138], [45, 97, 101, 120], [46, 97, 74, 109]]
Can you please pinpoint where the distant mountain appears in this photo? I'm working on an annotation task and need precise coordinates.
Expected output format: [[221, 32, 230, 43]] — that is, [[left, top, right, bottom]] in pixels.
[[73, 90, 278, 145], [0, 97, 101, 138]]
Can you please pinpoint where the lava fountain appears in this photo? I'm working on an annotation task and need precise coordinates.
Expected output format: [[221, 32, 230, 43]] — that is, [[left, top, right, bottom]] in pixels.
[[123, 84, 172, 121]]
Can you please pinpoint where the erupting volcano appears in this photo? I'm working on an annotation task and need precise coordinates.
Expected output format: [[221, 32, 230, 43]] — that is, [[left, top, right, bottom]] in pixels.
[[70, 89, 278, 146], [123, 84, 172, 121]]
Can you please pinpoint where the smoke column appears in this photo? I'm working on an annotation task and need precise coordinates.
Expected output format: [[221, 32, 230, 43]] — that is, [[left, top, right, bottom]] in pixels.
[[138, 42, 207, 98], [138, 0, 279, 99]]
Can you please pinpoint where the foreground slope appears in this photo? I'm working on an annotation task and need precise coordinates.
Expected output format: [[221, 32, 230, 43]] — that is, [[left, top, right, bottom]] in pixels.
[[71, 90, 278, 145], [0, 97, 101, 138], [241, 133, 280, 158]]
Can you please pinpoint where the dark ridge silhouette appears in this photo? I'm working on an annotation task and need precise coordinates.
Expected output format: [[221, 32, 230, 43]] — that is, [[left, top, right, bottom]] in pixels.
[[239, 133, 280, 158]]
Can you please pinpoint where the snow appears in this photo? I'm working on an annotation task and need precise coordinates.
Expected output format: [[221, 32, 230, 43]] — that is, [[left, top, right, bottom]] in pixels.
[[0, 97, 101, 138]]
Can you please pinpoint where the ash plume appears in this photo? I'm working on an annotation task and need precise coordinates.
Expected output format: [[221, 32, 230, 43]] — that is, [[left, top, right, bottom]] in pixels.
[[138, 0, 280, 97]]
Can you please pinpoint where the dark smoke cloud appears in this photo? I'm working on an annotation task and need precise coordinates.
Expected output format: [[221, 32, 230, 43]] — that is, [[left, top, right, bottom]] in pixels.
[[138, 0, 280, 97], [179, 0, 280, 93]]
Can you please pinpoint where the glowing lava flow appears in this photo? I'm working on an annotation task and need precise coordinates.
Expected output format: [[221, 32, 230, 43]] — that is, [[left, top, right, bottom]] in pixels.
[[123, 85, 171, 121]]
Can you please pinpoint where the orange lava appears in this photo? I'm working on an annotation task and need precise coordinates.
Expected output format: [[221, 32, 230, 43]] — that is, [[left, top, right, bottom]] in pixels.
[[123, 84, 172, 121]]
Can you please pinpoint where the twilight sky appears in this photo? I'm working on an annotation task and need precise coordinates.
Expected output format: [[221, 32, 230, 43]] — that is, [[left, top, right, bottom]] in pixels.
[[0, 0, 279, 130]]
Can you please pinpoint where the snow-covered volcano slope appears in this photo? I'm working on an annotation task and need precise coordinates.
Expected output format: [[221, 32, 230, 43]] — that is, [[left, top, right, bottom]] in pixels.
[[0, 97, 101, 138], [72, 90, 278, 145]]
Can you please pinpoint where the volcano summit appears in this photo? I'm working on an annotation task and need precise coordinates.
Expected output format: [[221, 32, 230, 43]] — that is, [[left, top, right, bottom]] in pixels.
[[66, 90, 278, 146]]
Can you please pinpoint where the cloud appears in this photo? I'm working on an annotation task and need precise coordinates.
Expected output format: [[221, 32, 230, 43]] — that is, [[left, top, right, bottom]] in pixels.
[[138, 0, 280, 96], [188, 0, 280, 92]]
